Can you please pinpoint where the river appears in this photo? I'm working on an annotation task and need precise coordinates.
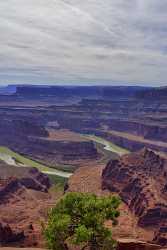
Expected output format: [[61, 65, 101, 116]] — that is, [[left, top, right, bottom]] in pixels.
[[0, 135, 128, 178]]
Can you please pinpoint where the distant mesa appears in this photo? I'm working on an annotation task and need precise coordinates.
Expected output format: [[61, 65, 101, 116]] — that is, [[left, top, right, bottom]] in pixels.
[[15, 85, 148, 99]]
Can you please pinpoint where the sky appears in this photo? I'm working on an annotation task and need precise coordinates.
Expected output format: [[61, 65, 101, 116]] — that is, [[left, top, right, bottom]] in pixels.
[[0, 0, 167, 86]]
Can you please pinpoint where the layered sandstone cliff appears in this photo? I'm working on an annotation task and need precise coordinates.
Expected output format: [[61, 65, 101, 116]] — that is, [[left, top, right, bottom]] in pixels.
[[27, 137, 98, 163], [0, 167, 51, 204], [0, 165, 52, 247], [102, 148, 167, 246]]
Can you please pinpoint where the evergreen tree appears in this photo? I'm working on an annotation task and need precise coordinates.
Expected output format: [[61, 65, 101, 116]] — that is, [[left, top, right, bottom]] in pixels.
[[44, 192, 120, 250]]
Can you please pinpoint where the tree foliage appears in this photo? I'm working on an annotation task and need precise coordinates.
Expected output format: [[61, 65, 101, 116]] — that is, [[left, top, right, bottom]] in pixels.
[[44, 192, 121, 250]]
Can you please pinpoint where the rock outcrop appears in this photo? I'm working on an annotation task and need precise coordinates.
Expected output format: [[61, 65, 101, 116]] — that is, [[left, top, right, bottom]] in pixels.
[[0, 165, 52, 247], [102, 148, 167, 246], [117, 239, 161, 250], [0, 167, 51, 204], [0, 223, 24, 244]]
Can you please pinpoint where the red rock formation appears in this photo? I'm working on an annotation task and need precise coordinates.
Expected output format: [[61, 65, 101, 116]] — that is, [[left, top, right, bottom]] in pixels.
[[0, 223, 24, 244], [117, 239, 161, 250], [102, 148, 167, 246], [0, 167, 52, 247], [0, 168, 51, 204], [27, 137, 99, 163]]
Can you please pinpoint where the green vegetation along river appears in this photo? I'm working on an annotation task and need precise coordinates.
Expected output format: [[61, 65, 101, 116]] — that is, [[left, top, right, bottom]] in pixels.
[[0, 136, 129, 180], [84, 135, 130, 156], [0, 146, 72, 178]]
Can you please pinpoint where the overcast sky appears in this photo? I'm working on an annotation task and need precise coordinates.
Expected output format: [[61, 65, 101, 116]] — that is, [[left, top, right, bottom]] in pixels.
[[0, 0, 167, 86]]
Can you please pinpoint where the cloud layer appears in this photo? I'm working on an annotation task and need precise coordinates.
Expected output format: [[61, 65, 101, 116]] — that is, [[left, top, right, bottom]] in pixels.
[[0, 0, 167, 86]]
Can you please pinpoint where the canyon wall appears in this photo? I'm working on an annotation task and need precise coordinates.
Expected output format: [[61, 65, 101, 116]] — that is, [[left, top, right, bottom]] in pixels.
[[102, 149, 167, 246], [21, 137, 99, 164], [92, 130, 167, 153], [0, 164, 51, 247]]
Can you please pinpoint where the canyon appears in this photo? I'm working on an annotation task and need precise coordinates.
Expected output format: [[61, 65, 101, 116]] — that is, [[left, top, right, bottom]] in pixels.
[[1, 86, 167, 157], [0, 85, 167, 249]]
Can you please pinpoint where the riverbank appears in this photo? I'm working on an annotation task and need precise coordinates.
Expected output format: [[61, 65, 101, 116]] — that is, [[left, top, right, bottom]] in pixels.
[[0, 146, 72, 178]]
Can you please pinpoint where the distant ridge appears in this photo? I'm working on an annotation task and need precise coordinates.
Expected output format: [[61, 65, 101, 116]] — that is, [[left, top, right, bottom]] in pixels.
[[137, 86, 167, 99], [0, 85, 16, 95], [15, 85, 149, 98]]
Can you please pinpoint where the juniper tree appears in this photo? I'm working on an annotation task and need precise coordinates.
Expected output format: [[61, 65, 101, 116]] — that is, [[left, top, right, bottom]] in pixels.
[[44, 192, 120, 250]]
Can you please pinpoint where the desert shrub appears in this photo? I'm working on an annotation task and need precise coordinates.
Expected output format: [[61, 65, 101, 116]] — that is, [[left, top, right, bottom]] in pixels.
[[44, 192, 120, 250]]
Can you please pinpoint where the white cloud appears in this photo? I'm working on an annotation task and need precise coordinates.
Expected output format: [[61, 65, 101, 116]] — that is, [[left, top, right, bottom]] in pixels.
[[0, 0, 167, 86]]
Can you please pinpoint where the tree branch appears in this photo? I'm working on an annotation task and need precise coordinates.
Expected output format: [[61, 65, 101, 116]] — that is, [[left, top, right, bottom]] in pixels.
[[81, 244, 88, 250]]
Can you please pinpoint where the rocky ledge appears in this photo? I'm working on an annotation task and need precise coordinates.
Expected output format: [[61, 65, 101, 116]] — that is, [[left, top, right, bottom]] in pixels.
[[102, 148, 167, 246], [117, 239, 162, 250], [0, 167, 51, 204], [0, 167, 51, 246], [0, 223, 24, 245]]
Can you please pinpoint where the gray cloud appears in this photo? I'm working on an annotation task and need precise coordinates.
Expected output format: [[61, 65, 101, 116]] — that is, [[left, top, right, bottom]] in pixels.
[[0, 0, 167, 86]]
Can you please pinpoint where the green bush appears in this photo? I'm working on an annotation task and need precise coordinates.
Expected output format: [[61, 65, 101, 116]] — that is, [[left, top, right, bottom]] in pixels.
[[44, 192, 121, 250]]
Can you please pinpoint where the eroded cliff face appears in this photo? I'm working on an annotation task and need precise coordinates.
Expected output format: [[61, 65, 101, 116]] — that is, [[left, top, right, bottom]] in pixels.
[[25, 137, 99, 163], [102, 148, 167, 246], [104, 119, 167, 143], [0, 166, 52, 247], [0, 168, 51, 204], [0, 119, 48, 139], [0, 223, 24, 245]]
